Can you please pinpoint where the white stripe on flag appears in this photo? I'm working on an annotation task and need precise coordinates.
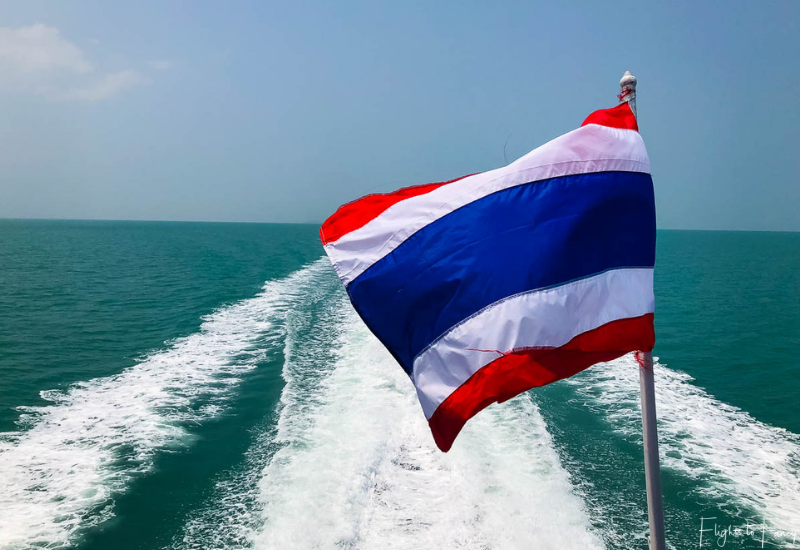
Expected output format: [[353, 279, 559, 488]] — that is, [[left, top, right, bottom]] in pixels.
[[326, 124, 650, 285], [411, 267, 655, 418]]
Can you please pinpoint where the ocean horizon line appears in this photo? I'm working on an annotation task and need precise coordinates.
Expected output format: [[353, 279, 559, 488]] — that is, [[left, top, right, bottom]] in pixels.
[[1, 216, 799, 234]]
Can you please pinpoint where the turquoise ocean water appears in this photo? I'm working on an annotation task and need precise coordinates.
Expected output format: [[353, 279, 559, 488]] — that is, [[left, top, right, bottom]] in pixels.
[[0, 220, 798, 550]]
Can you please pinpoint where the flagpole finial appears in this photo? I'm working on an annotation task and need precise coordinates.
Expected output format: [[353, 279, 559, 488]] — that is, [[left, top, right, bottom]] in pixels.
[[619, 71, 637, 119]]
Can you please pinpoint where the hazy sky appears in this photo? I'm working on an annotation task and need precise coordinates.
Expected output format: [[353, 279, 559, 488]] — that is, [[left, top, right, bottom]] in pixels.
[[0, 1, 798, 230]]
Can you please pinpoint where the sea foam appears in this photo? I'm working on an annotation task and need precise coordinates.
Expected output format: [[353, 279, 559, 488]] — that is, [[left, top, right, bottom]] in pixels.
[[171, 261, 342, 550], [568, 354, 800, 536], [0, 259, 330, 550], [251, 302, 604, 550]]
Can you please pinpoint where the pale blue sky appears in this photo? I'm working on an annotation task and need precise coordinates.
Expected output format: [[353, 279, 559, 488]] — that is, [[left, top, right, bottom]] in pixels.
[[0, 1, 798, 230]]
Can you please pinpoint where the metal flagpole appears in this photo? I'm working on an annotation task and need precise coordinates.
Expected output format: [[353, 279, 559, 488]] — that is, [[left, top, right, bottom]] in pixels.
[[619, 71, 667, 550], [638, 351, 666, 550]]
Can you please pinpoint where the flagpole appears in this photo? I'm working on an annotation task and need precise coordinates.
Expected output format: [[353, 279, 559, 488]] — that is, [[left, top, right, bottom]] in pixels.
[[619, 71, 666, 550], [638, 351, 666, 550]]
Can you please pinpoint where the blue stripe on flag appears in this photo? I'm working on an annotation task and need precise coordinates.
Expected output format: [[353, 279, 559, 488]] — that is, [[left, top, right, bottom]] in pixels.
[[346, 171, 656, 374]]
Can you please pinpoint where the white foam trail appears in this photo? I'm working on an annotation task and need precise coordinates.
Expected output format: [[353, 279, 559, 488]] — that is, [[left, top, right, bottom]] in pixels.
[[568, 354, 800, 535], [171, 265, 344, 550], [253, 305, 604, 550], [0, 259, 331, 550]]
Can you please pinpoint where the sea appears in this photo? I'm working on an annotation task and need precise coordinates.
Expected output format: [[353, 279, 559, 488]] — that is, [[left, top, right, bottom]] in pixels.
[[0, 219, 798, 550]]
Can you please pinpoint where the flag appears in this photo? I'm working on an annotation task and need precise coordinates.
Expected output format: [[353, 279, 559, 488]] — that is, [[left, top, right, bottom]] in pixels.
[[320, 102, 655, 452]]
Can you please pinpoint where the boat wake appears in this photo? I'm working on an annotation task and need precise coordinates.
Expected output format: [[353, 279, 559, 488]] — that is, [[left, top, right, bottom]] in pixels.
[[0, 259, 331, 550], [6, 256, 797, 550], [569, 354, 800, 537], [249, 298, 603, 550]]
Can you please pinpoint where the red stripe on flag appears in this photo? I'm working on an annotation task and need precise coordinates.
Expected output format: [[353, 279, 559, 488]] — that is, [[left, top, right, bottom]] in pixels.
[[319, 174, 474, 245], [581, 102, 639, 131], [427, 313, 655, 452]]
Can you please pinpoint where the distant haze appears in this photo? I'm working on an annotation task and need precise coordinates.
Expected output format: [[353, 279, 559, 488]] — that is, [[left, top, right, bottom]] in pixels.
[[0, 1, 798, 231]]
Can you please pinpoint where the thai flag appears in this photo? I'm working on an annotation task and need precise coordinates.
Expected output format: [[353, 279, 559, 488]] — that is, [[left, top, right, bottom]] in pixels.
[[320, 102, 655, 452]]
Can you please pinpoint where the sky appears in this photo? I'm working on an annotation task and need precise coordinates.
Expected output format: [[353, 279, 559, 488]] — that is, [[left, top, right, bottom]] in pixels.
[[0, 1, 798, 231]]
